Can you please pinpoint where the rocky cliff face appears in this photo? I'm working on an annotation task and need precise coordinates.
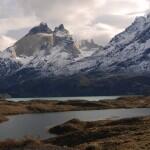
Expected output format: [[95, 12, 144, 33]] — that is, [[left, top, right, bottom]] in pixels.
[[0, 23, 83, 77]]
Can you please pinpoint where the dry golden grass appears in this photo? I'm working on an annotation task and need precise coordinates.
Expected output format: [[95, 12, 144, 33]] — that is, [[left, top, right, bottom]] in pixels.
[[0, 138, 75, 150], [48, 116, 150, 150], [0, 96, 150, 119]]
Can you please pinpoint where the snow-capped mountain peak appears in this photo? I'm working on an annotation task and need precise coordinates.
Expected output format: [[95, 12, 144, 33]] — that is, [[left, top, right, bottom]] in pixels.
[[91, 13, 150, 74], [0, 23, 83, 76], [1, 14, 150, 96]]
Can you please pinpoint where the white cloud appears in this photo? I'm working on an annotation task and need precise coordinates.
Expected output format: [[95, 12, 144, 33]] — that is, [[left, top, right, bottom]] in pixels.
[[0, 36, 16, 51], [0, 16, 40, 35], [0, 0, 150, 45]]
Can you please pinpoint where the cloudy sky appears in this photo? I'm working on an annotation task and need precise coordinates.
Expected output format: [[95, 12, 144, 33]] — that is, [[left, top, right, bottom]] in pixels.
[[0, 0, 150, 51]]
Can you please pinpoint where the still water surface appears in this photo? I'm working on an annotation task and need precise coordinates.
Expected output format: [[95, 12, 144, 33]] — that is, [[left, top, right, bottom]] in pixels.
[[0, 108, 150, 140], [7, 96, 120, 101]]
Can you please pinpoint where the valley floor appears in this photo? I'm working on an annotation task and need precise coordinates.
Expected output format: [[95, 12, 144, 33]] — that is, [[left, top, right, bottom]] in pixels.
[[0, 96, 150, 150]]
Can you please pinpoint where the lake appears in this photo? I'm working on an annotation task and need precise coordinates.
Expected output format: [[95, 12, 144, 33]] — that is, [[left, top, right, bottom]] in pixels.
[[0, 108, 150, 140], [7, 96, 121, 101]]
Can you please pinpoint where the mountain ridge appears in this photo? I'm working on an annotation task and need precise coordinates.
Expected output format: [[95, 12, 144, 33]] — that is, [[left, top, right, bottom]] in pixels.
[[1, 14, 150, 97]]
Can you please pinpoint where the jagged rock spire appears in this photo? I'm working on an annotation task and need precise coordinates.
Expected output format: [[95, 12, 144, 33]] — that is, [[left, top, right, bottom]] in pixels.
[[58, 24, 65, 30], [28, 22, 52, 34], [54, 24, 69, 33]]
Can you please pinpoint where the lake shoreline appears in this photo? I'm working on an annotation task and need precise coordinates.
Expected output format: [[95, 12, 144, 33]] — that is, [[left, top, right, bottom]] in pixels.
[[47, 116, 150, 149], [0, 96, 150, 124], [0, 96, 150, 149], [0, 115, 150, 150]]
